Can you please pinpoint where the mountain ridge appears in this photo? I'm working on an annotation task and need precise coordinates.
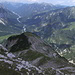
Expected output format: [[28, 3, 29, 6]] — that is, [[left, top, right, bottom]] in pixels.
[[0, 32, 75, 75], [21, 6, 75, 63], [0, 6, 23, 36]]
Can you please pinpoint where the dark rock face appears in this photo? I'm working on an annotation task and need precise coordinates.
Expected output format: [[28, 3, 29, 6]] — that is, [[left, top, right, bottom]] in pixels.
[[4, 33, 31, 52]]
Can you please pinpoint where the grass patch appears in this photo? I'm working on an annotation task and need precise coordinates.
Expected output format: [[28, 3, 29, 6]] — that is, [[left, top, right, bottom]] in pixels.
[[0, 62, 20, 75], [23, 32, 40, 38], [20, 50, 44, 61], [63, 22, 75, 30], [38, 56, 51, 66], [0, 34, 16, 43]]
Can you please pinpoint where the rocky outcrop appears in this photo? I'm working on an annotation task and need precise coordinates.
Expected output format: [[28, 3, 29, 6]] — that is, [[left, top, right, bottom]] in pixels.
[[3, 33, 31, 52], [0, 44, 7, 51], [1, 32, 75, 75]]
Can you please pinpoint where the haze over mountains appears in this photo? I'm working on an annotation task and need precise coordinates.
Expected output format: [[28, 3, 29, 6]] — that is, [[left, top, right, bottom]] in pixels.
[[0, 2, 66, 36], [1, 2, 66, 17], [0, 1, 75, 75]]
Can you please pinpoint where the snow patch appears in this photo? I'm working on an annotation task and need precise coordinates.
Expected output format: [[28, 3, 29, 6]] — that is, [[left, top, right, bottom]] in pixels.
[[69, 60, 75, 64], [0, 54, 7, 59], [0, 19, 5, 25], [7, 53, 15, 59], [16, 64, 24, 71], [0, 59, 13, 65], [4, 60, 13, 65]]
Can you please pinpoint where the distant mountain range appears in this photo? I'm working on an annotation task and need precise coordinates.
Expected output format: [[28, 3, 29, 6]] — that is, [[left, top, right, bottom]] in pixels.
[[0, 2, 75, 75], [1, 2, 24, 12], [1, 2, 75, 63], [1, 2, 66, 18], [24, 6, 75, 40], [0, 2, 66, 36], [23, 6, 75, 62]]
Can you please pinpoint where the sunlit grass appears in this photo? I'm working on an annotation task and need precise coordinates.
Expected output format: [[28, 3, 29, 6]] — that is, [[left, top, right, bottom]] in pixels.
[[63, 22, 75, 30], [0, 34, 17, 43]]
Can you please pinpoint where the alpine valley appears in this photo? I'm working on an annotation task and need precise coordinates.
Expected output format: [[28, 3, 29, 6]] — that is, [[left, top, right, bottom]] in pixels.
[[0, 2, 75, 75]]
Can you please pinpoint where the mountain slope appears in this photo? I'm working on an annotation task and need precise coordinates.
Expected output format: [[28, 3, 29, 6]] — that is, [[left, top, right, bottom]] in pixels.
[[0, 6, 23, 36], [23, 6, 75, 44], [0, 32, 75, 75], [1, 2, 24, 12], [15, 3, 55, 17], [23, 6, 75, 62], [7, 3, 66, 19]]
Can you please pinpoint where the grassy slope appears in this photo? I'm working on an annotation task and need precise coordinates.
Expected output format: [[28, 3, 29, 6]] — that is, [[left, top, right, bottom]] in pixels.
[[43, 22, 75, 62], [0, 34, 18, 43]]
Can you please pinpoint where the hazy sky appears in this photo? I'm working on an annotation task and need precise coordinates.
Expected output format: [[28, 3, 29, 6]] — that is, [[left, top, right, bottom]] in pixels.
[[0, 0, 75, 6]]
